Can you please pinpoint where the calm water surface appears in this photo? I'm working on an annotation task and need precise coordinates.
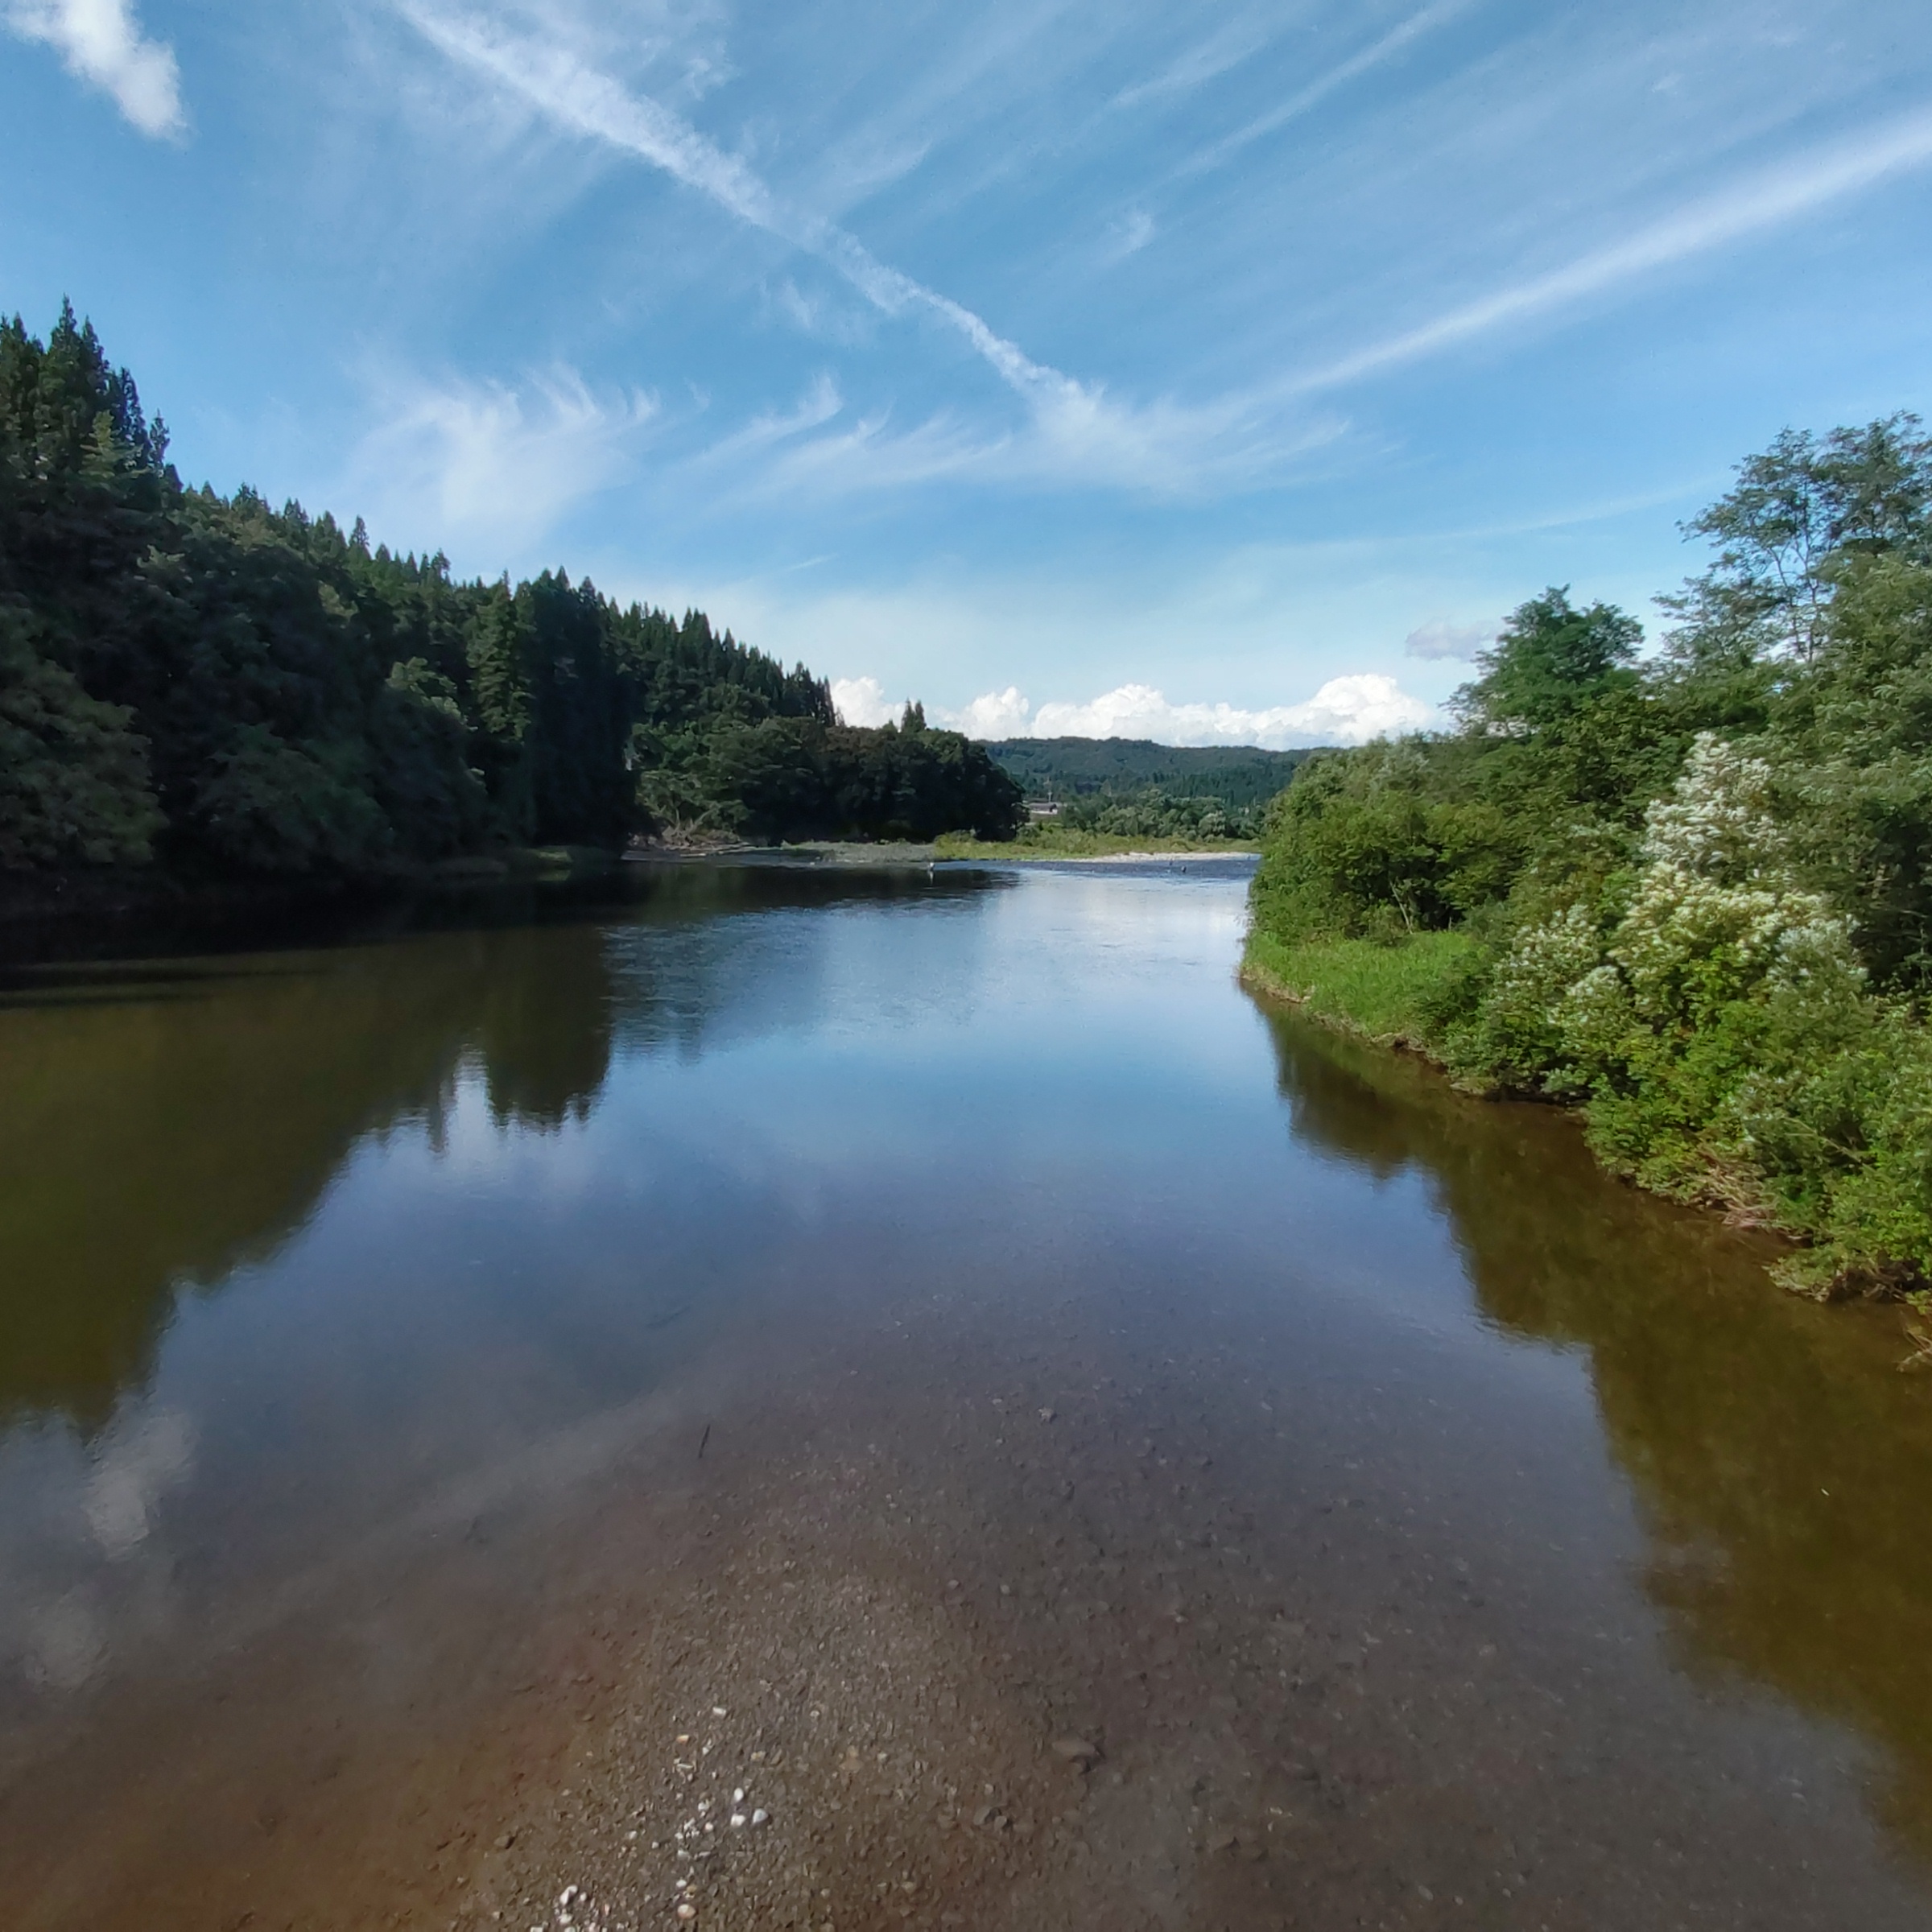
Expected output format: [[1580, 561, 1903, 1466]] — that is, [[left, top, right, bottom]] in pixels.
[[3, 860, 1932, 1930]]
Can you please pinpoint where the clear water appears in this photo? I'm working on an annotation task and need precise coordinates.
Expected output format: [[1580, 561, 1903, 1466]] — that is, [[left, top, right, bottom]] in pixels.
[[2, 858, 1930, 1930]]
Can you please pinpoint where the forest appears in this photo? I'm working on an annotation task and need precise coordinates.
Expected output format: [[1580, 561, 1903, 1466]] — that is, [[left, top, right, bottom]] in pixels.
[[985, 739, 1315, 843], [0, 305, 1022, 883], [1046, 787, 1265, 842], [986, 737, 1311, 811], [1248, 416, 1932, 1298]]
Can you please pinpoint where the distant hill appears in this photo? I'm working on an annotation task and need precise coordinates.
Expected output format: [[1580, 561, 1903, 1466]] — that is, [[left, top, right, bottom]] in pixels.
[[984, 737, 1321, 811]]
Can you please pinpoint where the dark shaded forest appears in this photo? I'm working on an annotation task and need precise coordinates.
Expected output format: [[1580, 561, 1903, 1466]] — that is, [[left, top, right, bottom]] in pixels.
[[0, 305, 1022, 884]]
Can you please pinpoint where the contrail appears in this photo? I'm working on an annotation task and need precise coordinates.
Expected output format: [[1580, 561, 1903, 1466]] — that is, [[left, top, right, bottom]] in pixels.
[[1174, 0, 1476, 181], [401, 2, 1086, 414], [1283, 101, 1932, 394]]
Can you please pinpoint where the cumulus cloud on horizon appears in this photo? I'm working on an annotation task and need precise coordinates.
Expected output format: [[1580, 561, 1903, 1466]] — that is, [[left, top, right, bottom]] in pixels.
[[829, 675, 902, 729], [6, 0, 185, 138], [834, 675, 1437, 749]]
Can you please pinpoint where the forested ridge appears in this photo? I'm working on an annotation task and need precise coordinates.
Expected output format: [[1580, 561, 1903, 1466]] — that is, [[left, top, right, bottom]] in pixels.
[[1249, 416, 1932, 1298], [0, 304, 1022, 881], [982, 738, 1314, 843], [986, 737, 1311, 809]]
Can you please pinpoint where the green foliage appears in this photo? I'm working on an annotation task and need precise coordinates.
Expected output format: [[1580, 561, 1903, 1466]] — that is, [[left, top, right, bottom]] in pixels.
[[1451, 586, 1641, 733], [935, 822, 1253, 859], [1249, 739, 1532, 944], [985, 737, 1312, 811], [1054, 786, 1257, 841], [0, 304, 1018, 874], [1248, 419, 1932, 1298], [646, 705, 1023, 844], [1775, 555, 1932, 987], [1666, 415, 1932, 667], [0, 601, 160, 866]]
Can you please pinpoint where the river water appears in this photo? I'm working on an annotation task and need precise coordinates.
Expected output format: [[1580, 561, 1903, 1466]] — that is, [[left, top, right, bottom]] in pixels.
[[2, 858, 1931, 1930]]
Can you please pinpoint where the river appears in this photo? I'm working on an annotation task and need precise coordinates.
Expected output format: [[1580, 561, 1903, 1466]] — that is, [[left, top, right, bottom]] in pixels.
[[2, 857, 1930, 1930]]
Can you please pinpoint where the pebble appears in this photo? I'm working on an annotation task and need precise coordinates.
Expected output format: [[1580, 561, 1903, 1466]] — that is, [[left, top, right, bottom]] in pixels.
[[1051, 1737, 1100, 1765]]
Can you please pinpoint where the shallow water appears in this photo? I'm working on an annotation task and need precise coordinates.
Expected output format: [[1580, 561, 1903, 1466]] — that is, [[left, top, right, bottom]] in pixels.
[[2, 859, 1932, 1930]]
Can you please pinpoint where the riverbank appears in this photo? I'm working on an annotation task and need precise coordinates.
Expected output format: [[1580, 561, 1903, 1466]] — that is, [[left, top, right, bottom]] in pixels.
[[1240, 930, 1473, 1049], [936, 828, 1258, 861], [0, 845, 630, 963], [1238, 925, 1905, 1299]]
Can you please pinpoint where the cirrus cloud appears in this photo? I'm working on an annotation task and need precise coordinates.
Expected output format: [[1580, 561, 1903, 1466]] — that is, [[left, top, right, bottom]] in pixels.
[[400, 1, 1335, 497], [341, 363, 659, 565]]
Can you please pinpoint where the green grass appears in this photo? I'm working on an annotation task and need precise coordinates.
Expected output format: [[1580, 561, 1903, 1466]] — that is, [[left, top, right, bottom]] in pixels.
[[1241, 929, 1474, 1048], [935, 825, 1259, 861]]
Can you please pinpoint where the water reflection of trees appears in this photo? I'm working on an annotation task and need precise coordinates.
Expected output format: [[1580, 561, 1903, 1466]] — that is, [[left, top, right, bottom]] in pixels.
[[0, 865, 1004, 1427], [1260, 1003, 1932, 1857]]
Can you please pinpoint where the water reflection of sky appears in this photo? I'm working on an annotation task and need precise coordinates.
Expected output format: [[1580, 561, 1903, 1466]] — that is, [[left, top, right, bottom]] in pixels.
[[2, 862, 1932, 1881]]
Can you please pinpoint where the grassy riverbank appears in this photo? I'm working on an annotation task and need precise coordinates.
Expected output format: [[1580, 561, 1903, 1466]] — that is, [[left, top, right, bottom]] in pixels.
[[1241, 417, 1932, 1302], [935, 825, 1258, 861], [1241, 930, 1473, 1046]]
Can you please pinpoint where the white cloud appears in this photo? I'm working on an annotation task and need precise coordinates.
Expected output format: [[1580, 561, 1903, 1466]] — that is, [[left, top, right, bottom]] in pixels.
[[937, 675, 1436, 749], [344, 363, 658, 562], [766, 278, 875, 346], [830, 675, 901, 728], [696, 373, 844, 467], [1104, 207, 1157, 262], [711, 389, 1346, 506], [1176, 0, 1472, 180], [943, 685, 1033, 737], [731, 407, 1000, 499], [1112, 14, 1278, 112], [402, 3, 1046, 393], [6, 0, 185, 137], [402, 2, 1331, 496], [1405, 617, 1495, 660], [1289, 102, 1932, 394]]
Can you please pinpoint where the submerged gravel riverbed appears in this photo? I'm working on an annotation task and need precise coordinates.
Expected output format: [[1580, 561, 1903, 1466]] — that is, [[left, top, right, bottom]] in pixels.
[[385, 1260, 1927, 1932]]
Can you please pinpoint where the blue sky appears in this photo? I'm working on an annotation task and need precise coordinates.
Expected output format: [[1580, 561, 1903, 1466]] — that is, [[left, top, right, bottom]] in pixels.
[[5, 2, 1931, 744]]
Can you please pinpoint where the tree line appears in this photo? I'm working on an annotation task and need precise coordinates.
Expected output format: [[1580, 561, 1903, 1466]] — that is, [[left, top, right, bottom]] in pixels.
[[1250, 415, 1932, 1297], [1052, 788, 1261, 842], [0, 304, 1022, 880], [988, 737, 1311, 811]]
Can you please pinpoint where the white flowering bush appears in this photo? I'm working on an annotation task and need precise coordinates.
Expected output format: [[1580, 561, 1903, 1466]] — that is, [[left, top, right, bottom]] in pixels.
[[1249, 424, 1932, 1298], [1606, 735, 1858, 1019], [1441, 898, 1608, 1094], [1441, 734, 1928, 1291]]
